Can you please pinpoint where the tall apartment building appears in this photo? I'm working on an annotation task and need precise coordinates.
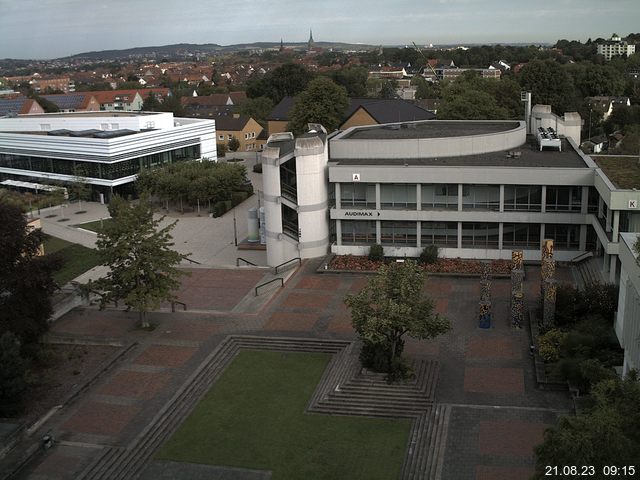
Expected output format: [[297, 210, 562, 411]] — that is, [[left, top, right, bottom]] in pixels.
[[597, 34, 636, 61]]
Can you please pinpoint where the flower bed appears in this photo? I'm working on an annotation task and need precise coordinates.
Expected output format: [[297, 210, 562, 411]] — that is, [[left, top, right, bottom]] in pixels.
[[328, 255, 511, 275]]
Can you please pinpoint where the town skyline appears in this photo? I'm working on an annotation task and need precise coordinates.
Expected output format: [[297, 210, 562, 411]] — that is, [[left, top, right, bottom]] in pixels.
[[1, 0, 639, 60]]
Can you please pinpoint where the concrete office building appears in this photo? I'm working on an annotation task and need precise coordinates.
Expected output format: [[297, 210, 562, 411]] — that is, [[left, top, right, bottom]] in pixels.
[[0, 111, 216, 199], [615, 233, 640, 375], [261, 107, 640, 286]]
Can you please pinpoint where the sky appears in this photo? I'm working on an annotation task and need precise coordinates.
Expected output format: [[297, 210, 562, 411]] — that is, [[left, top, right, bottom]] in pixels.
[[0, 0, 639, 59]]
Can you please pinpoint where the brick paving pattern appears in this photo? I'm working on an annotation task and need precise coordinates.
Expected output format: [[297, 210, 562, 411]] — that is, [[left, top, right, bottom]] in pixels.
[[19, 261, 575, 480]]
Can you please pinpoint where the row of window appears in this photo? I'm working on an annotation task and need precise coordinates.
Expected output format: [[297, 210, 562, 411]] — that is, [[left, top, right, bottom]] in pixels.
[[339, 183, 597, 213], [340, 221, 584, 250], [0, 145, 200, 180]]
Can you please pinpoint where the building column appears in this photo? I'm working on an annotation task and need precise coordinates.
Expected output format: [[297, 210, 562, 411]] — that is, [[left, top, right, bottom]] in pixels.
[[458, 184, 463, 211], [375, 183, 381, 210], [416, 221, 421, 248], [498, 223, 504, 251], [540, 223, 546, 249], [416, 184, 421, 211], [579, 225, 587, 251], [606, 207, 612, 232], [581, 186, 589, 215], [499, 185, 505, 213], [612, 210, 620, 241], [609, 255, 618, 283], [598, 196, 603, 219], [336, 219, 342, 246], [457, 221, 462, 249], [376, 220, 381, 244], [541, 185, 547, 213], [335, 183, 341, 209]]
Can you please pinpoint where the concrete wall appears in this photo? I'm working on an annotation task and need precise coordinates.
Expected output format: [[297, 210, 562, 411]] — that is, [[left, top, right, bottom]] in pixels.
[[330, 121, 526, 159], [530, 105, 582, 145], [615, 233, 640, 374]]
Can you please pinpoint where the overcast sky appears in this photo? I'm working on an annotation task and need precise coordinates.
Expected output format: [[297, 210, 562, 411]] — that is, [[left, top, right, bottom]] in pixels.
[[1, 0, 638, 59]]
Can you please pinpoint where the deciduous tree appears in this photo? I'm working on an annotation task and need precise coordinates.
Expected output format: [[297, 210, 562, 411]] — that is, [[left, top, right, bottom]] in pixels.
[[287, 77, 349, 134], [90, 196, 188, 328], [344, 260, 451, 378]]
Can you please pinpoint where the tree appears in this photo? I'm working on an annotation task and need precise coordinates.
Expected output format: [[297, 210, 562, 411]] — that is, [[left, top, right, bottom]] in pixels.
[[378, 79, 398, 99], [344, 260, 451, 378], [533, 374, 640, 478], [518, 59, 578, 113], [287, 77, 349, 134], [70, 167, 92, 210], [0, 203, 60, 345], [239, 96, 274, 128], [330, 66, 369, 97], [90, 196, 189, 328], [0, 332, 27, 417], [618, 124, 640, 154], [141, 92, 162, 111], [246, 63, 314, 104], [227, 136, 240, 152]]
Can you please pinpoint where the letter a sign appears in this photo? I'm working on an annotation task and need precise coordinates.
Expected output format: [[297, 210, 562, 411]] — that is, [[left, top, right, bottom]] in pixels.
[[352, 173, 361, 182]]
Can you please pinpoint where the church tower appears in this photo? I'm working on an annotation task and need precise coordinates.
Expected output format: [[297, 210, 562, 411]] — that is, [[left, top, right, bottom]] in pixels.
[[308, 29, 314, 51]]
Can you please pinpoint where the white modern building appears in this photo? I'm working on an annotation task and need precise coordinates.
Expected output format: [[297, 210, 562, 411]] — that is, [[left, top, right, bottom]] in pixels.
[[0, 111, 216, 199], [261, 107, 640, 285], [615, 233, 640, 375], [597, 34, 636, 61]]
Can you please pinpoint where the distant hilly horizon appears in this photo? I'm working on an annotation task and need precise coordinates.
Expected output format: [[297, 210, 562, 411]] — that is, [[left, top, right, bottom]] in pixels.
[[15, 39, 551, 62]]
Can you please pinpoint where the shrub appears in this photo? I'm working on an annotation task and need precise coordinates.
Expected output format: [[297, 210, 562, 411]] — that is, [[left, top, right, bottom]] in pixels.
[[216, 142, 227, 157], [211, 200, 232, 218], [419, 245, 439, 264], [538, 329, 568, 362], [368, 244, 384, 262], [231, 191, 249, 207], [0, 332, 27, 417]]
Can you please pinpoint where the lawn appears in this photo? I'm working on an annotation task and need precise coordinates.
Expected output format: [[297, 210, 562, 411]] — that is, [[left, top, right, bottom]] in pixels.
[[157, 350, 411, 480], [43, 235, 102, 286], [75, 218, 112, 233], [592, 156, 640, 189]]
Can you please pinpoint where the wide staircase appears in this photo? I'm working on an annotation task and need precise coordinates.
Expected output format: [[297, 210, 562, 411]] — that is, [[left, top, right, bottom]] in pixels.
[[573, 256, 605, 288], [77, 336, 449, 480]]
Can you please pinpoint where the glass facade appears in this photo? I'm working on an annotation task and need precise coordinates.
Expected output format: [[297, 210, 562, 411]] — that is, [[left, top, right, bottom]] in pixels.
[[0, 145, 200, 181], [340, 183, 376, 209], [281, 204, 299, 240], [380, 221, 417, 246], [502, 223, 541, 248], [380, 184, 417, 209], [421, 221, 458, 247], [462, 185, 500, 211], [341, 220, 376, 245], [546, 186, 582, 212], [461, 222, 500, 248], [421, 184, 458, 210], [279, 158, 297, 202], [545, 224, 580, 249], [504, 185, 542, 212]]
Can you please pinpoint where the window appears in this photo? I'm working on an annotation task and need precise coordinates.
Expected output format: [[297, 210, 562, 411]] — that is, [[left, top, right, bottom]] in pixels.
[[110, 123, 119, 130], [340, 183, 376, 209], [218, 135, 224, 140], [227, 134, 232, 140], [462, 185, 500, 211], [546, 186, 582, 212], [101, 123, 109, 130], [503, 223, 540, 248], [380, 184, 417, 209], [421, 222, 458, 247], [461, 223, 500, 248], [341, 220, 377, 245], [381, 221, 417, 246], [421, 184, 458, 210], [504, 186, 542, 212], [545, 224, 579, 249], [281, 204, 299, 240], [40, 124, 51, 131]]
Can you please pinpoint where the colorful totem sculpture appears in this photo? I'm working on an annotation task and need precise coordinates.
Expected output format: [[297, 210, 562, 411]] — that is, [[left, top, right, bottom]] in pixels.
[[510, 250, 525, 328], [479, 261, 492, 328]]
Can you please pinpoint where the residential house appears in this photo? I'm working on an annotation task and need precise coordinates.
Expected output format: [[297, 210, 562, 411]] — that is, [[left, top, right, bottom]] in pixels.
[[92, 90, 144, 111], [0, 97, 45, 116], [215, 114, 264, 152], [597, 34, 636, 61], [267, 97, 435, 136], [587, 96, 631, 121], [40, 93, 100, 112], [32, 77, 75, 93]]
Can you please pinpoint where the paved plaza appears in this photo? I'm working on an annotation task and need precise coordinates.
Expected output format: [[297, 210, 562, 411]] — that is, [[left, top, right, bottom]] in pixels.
[[9, 257, 574, 480]]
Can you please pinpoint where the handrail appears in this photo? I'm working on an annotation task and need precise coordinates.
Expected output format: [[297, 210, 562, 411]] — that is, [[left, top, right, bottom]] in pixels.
[[184, 256, 202, 265], [274, 257, 301, 275], [570, 251, 593, 264], [255, 277, 284, 296], [171, 301, 187, 312], [236, 257, 258, 267]]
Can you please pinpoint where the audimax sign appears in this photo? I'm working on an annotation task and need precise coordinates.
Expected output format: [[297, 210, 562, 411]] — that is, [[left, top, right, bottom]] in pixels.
[[344, 211, 381, 217]]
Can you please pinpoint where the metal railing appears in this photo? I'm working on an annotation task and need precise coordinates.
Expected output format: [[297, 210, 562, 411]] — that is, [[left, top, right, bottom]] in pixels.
[[171, 301, 187, 312], [274, 257, 301, 275], [570, 251, 594, 264], [184, 256, 202, 265], [236, 257, 258, 267], [255, 277, 284, 296]]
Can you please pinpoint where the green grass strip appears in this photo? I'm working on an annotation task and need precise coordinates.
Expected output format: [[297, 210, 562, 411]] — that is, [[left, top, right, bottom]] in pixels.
[[158, 350, 411, 480]]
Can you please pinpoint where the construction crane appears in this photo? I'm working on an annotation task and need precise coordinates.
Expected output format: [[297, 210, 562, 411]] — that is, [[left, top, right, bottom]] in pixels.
[[412, 42, 439, 81]]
